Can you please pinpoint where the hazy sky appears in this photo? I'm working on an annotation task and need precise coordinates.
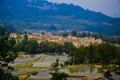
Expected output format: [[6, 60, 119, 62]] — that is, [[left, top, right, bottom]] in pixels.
[[48, 0, 120, 18]]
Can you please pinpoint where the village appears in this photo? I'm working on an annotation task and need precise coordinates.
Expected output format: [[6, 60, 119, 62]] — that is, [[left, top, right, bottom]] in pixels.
[[10, 32, 102, 47]]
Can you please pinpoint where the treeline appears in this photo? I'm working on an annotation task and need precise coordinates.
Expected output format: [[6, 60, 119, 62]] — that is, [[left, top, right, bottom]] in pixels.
[[103, 36, 120, 44], [67, 43, 120, 66], [0, 34, 18, 79], [14, 35, 76, 54], [62, 30, 120, 44], [62, 30, 105, 39], [0, 24, 16, 36]]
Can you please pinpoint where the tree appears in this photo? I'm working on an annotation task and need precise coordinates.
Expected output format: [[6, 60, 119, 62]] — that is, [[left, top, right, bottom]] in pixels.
[[25, 40, 40, 54], [8, 37, 16, 48], [71, 30, 77, 36], [51, 58, 60, 72], [97, 43, 117, 65], [103, 36, 120, 44], [14, 34, 40, 54], [39, 41, 76, 54], [63, 42, 76, 54], [0, 36, 18, 80], [115, 46, 120, 67], [88, 42, 98, 63], [0, 23, 16, 36], [0, 25, 6, 36], [49, 72, 69, 80], [69, 46, 87, 64], [0, 36, 17, 62], [62, 31, 69, 37]]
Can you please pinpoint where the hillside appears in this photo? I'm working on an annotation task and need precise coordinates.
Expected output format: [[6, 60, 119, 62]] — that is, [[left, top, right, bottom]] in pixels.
[[0, 0, 120, 35]]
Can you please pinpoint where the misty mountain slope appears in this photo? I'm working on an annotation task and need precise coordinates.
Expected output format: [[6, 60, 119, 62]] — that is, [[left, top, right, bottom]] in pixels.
[[0, 0, 120, 35]]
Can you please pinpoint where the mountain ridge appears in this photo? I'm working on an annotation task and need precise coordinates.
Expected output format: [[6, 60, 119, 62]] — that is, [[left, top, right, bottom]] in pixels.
[[0, 0, 120, 35]]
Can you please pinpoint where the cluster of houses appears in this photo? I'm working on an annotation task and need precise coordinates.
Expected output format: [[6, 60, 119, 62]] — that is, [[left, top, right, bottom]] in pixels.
[[10, 32, 102, 47]]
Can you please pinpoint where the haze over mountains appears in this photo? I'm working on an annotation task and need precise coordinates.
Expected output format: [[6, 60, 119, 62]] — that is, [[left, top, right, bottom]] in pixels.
[[0, 0, 120, 35]]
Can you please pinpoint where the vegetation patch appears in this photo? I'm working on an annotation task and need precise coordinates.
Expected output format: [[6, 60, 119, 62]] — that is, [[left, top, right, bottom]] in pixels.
[[17, 71, 37, 80], [65, 64, 84, 69], [14, 63, 33, 68], [17, 52, 25, 57], [94, 65, 102, 68], [93, 76, 103, 80]]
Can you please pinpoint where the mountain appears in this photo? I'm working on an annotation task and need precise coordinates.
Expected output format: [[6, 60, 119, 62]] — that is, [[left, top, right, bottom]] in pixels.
[[0, 0, 120, 35]]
